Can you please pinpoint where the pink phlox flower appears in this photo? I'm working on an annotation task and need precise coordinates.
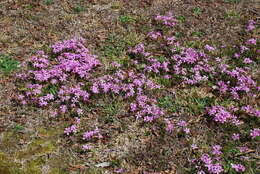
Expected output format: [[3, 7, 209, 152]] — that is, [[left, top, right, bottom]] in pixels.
[[183, 128, 190, 134], [77, 109, 83, 115], [247, 20, 256, 31], [60, 105, 67, 113], [200, 154, 212, 164], [238, 146, 248, 153], [165, 119, 174, 133], [231, 163, 245, 172], [50, 110, 58, 117], [82, 144, 92, 151], [234, 53, 240, 58], [243, 58, 253, 64], [64, 124, 78, 135], [212, 145, 222, 156], [178, 120, 187, 127], [111, 61, 121, 68], [217, 81, 228, 93], [155, 12, 177, 27], [240, 46, 249, 53], [206, 163, 223, 174], [205, 44, 215, 52], [250, 128, 260, 139], [75, 117, 81, 124], [246, 38, 257, 45], [83, 128, 101, 140], [242, 105, 260, 117], [231, 133, 240, 141], [115, 168, 125, 173], [147, 31, 162, 40]]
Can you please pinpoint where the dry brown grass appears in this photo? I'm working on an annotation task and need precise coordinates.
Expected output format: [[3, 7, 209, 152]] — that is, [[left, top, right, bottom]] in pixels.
[[0, 0, 258, 173]]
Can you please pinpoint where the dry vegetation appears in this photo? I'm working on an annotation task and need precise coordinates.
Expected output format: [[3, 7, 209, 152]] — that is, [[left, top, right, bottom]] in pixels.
[[0, 0, 259, 174]]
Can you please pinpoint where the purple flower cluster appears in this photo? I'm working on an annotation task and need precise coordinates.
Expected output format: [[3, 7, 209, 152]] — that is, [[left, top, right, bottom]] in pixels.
[[237, 146, 248, 153], [83, 128, 102, 140], [15, 9, 259, 169], [215, 64, 257, 100], [17, 37, 100, 114], [208, 106, 243, 125], [165, 119, 174, 133], [206, 163, 223, 174], [231, 133, 240, 141], [172, 48, 213, 85], [28, 38, 99, 81], [241, 105, 260, 117], [64, 117, 81, 135], [90, 69, 164, 122], [191, 144, 198, 150], [212, 145, 222, 156], [246, 20, 256, 31], [192, 144, 225, 174], [91, 70, 160, 97], [155, 12, 177, 27], [128, 42, 151, 57], [130, 15, 258, 105], [129, 36, 213, 85], [250, 128, 260, 139], [231, 163, 245, 172], [115, 168, 125, 173], [57, 83, 89, 110], [131, 95, 164, 122], [82, 144, 92, 151], [194, 145, 246, 173], [64, 124, 78, 135], [204, 44, 215, 52], [200, 153, 224, 174], [217, 81, 228, 93], [177, 120, 190, 134], [147, 31, 162, 40], [246, 38, 257, 45], [243, 57, 253, 64], [164, 119, 190, 134]]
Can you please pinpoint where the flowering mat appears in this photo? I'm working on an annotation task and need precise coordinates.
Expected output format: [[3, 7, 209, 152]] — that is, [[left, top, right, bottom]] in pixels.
[[0, 0, 259, 174]]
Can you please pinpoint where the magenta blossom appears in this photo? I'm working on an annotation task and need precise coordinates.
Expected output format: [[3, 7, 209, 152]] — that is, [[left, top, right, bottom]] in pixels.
[[231, 133, 240, 141], [201, 154, 212, 164], [250, 128, 260, 139], [82, 144, 92, 151], [206, 163, 223, 174], [247, 20, 256, 31], [205, 44, 215, 52], [212, 145, 222, 156], [246, 38, 257, 45], [231, 163, 245, 172]]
